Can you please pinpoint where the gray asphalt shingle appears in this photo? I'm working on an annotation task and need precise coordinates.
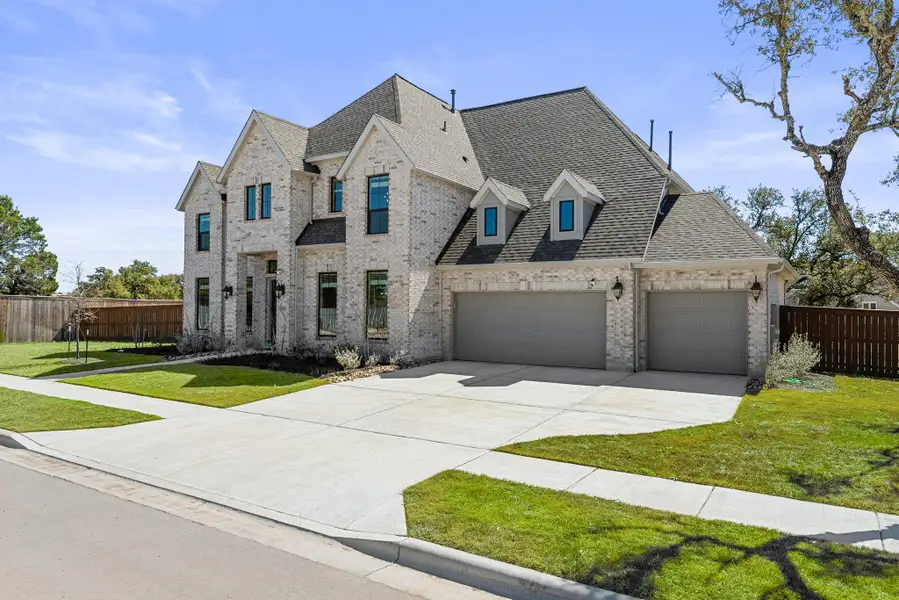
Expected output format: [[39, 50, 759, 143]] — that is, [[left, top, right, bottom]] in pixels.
[[295, 217, 346, 246]]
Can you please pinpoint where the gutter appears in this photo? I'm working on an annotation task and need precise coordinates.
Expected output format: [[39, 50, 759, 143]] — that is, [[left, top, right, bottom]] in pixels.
[[635, 257, 795, 274], [437, 258, 635, 271]]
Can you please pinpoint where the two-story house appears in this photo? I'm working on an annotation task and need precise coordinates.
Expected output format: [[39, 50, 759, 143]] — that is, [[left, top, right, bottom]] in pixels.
[[177, 75, 796, 376]]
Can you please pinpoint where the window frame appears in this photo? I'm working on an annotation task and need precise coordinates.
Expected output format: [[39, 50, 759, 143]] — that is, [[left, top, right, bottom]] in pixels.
[[245, 185, 256, 220], [260, 183, 272, 219], [365, 270, 388, 340], [266, 259, 278, 275], [366, 174, 389, 235], [559, 199, 575, 232], [863, 301, 878, 310], [196, 213, 211, 251], [196, 277, 210, 330], [484, 206, 498, 237], [245, 276, 253, 330], [317, 272, 338, 338], [330, 177, 343, 213]]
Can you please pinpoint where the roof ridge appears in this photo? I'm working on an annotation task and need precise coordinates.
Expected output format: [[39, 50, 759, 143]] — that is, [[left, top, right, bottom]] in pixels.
[[460, 87, 587, 112], [310, 75, 399, 129], [254, 110, 309, 130], [393, 73, 450, 105]]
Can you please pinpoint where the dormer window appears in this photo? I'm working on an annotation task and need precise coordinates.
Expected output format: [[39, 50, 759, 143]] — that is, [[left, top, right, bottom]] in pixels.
[[544, 169, 605, 241], [470, 178, 530, 247], [484, 207, 498, 237]]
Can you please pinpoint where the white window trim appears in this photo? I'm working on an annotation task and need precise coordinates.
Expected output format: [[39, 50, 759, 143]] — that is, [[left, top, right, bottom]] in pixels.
[[544, 170, 604, 242], [471, 178, 528, 247], [862, 301, 878, 310]]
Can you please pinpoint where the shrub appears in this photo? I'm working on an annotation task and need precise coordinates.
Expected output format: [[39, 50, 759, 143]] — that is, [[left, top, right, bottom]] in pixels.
[[389, 349, 410, 366], [365, 353, 381, 367], [334, 345, 361, 370], [175, 329, 229, 355], [765, 333, 822, 386]]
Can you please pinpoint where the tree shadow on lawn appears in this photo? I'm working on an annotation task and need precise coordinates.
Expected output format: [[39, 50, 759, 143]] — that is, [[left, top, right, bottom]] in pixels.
[[140, 364, 320, 390], [576, 526, 899, 600], [6, 350, 158, 378]]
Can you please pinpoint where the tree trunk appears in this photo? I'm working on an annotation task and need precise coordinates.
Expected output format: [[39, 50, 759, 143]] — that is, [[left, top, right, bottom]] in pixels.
[[823, 175, 899, 293]]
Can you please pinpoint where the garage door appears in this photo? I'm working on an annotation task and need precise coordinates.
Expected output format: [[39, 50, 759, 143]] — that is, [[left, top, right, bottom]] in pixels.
[[648, 292, 747, 375], [453, 292, 606, 369]]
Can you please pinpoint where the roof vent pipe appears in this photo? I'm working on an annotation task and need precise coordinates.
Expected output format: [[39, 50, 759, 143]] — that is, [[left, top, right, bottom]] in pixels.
[[667, 130, 673, 170], [450, 89, 456, 113], [649, 119, 655, 152]]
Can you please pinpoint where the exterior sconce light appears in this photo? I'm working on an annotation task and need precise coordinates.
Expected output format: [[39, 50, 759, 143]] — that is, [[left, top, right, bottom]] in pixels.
[[275, 282, 286, 299], [750, 277, 763, 302], [611, 277, 624, 301], [222, 285, 233, 299]]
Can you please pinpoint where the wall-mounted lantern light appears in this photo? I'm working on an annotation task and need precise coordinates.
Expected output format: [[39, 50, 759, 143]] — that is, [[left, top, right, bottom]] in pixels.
[[611, 277, 624, 301], [222, 285, 233, 299], [275, 282, 286, 299], [750, 277, 763, 302]]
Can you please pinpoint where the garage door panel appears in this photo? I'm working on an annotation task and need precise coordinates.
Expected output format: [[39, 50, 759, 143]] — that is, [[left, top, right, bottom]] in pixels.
[[454, 292, 606, 369], [648, 292, 747, 375]]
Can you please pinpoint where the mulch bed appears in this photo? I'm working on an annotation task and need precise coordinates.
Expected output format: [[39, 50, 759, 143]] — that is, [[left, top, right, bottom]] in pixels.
[[112, 345, 179, 357], [201, 352, 343, 377]]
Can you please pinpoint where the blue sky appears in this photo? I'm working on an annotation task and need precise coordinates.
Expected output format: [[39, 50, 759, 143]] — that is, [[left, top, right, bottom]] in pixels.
[[1, 0, 896, 289]]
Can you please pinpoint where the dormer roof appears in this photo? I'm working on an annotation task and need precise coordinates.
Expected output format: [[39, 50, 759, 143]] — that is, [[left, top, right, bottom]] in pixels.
[[469, 178, 529, 210], [543, 169, 605, 204]]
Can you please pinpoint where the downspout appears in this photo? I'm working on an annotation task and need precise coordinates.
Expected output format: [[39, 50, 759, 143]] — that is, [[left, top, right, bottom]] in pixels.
[[220, 193, 227, 336], [630, 261, 638, 372], [634, 177, 670, 372]]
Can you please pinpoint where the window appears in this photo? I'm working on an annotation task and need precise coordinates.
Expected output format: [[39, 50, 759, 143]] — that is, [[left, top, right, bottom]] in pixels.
[[266, 259, 278, 274], [367, 175, 389, 234], [330, 177, 342, 212], [863, 301, 878, 310], [246, 276, 253, 330], [196, 278, 209, 330], [197, 213, 210, 251], [484, 207, 498, 237], [366, 271, 388, 339], [245, 186, 256, 220], [559, 200, 575, 232], [318, 273, 337, 337], [261, 183, 272, 219]]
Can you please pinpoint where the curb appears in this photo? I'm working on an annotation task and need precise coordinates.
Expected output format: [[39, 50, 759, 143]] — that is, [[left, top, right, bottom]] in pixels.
[[0, 430, 635, 600]]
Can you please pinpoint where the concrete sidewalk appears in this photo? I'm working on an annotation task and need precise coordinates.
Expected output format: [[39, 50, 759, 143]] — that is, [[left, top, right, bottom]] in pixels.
[[460, 451, 899, 553]]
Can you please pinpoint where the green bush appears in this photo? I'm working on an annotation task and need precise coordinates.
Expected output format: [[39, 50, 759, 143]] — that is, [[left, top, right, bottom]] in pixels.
[[765, 333, 821, 386]]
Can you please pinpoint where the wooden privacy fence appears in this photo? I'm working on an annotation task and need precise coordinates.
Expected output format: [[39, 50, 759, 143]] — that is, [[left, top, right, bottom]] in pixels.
[[780, 305, 899, 378], [0, 295, 183, 343]]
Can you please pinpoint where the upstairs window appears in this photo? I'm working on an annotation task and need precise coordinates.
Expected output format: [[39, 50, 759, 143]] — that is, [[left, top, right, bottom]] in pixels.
[[484, 207, 497, 237], [245, 186, 256, 220], [559, 200, 575, 232], [330, 177, 342, 213], [197, 213, 210, 251], [261, 183, 272, 219], [367, 175, 389, 234], [862, 301, 878, 310]]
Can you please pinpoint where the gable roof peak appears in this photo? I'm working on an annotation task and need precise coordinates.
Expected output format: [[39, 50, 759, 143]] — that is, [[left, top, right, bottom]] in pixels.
[[175, 160, 223, 211]]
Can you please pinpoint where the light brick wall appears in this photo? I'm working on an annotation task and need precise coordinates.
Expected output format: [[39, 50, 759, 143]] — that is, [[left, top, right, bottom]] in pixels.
[[297, 246, 347, 352], [311, 158, 344, 220], [182, 173, 223, 335], [439, 265, 636, 371], [637, 267, 769, 376]]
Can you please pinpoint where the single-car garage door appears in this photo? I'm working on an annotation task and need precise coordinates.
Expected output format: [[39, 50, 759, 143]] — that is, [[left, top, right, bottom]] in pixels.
[[648, 292, 747, 375], [454, 292, 606, 369]]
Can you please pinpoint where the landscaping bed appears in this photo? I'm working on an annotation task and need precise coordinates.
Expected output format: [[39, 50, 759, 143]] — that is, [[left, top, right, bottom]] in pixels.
[[66, 364, 327, 408], [202, 352, 342, 377], [0, 342, 162, 378], [500, 375, 899, 514], [110, 344, 179, 357], [0, 386, 160, 432], [405, 471, 899, 600]]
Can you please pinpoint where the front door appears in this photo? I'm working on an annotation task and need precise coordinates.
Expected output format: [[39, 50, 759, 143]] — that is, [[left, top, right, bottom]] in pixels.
[[266, 278, 277, 346]]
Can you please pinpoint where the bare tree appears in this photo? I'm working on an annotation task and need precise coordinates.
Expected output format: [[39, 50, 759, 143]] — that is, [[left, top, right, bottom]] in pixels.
[[714, 0, 899, 291], [63, 261, 97, 360]]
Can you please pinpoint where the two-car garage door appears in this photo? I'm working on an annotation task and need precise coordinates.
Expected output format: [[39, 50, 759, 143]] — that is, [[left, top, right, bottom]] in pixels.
[[453, 292, 606, 369]]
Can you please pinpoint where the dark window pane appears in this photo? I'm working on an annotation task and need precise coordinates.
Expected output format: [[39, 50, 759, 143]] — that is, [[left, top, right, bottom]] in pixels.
[[366, 271, 388, 340], [197, 213, 210, 251], [367, 175, 389, 234], [330, 178, 342, 212], [196, 278, 210, 330], [267, 260, 278, 274], [484, 207, 497, 237], [246, 186, 256, 220], [318, 272, 337, 337], [367, 209, 388, 235], [559, 200, 575, 232], [246, 276, 253, 329], [261, 183, 272, 219]]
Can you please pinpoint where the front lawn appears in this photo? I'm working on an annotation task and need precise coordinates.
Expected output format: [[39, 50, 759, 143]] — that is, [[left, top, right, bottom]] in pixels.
[[0, 342, 161, 378], [405, 471, 899, 600], [0, 386, 159, 432], [500, 376, 899, 514], [66, 364, 327, 408]]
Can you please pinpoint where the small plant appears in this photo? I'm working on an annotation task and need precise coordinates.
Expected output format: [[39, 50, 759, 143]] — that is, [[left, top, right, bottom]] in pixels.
[[365, 353, 381, 367], [765, 333, 822, 386], [334, 344, 361, 370], [389, 348, 410, 366]]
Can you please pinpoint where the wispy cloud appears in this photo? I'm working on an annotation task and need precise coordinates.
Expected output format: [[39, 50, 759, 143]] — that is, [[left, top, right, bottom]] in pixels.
[[190, 62, 250, 118]]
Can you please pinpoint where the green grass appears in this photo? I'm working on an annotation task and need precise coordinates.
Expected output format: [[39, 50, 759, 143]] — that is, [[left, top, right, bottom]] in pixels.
[[500, 376, 899, 514], [0, 386, 160, 432], [66, 364, 327, 408], [0, 342, 161, 377], [405, 471, 899, 600]]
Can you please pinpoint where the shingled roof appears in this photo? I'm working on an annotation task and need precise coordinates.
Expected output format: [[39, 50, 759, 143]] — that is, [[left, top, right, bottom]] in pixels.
[[644, 192, 777, 262], [198, 161, 224, 193], [438, 88, 677, 264], [255, 112, 309, 170], [295, 216, 346, 246]]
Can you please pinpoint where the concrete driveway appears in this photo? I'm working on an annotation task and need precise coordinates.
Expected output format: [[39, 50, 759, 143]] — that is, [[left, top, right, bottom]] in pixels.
[[26, 362, 745, 536]]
